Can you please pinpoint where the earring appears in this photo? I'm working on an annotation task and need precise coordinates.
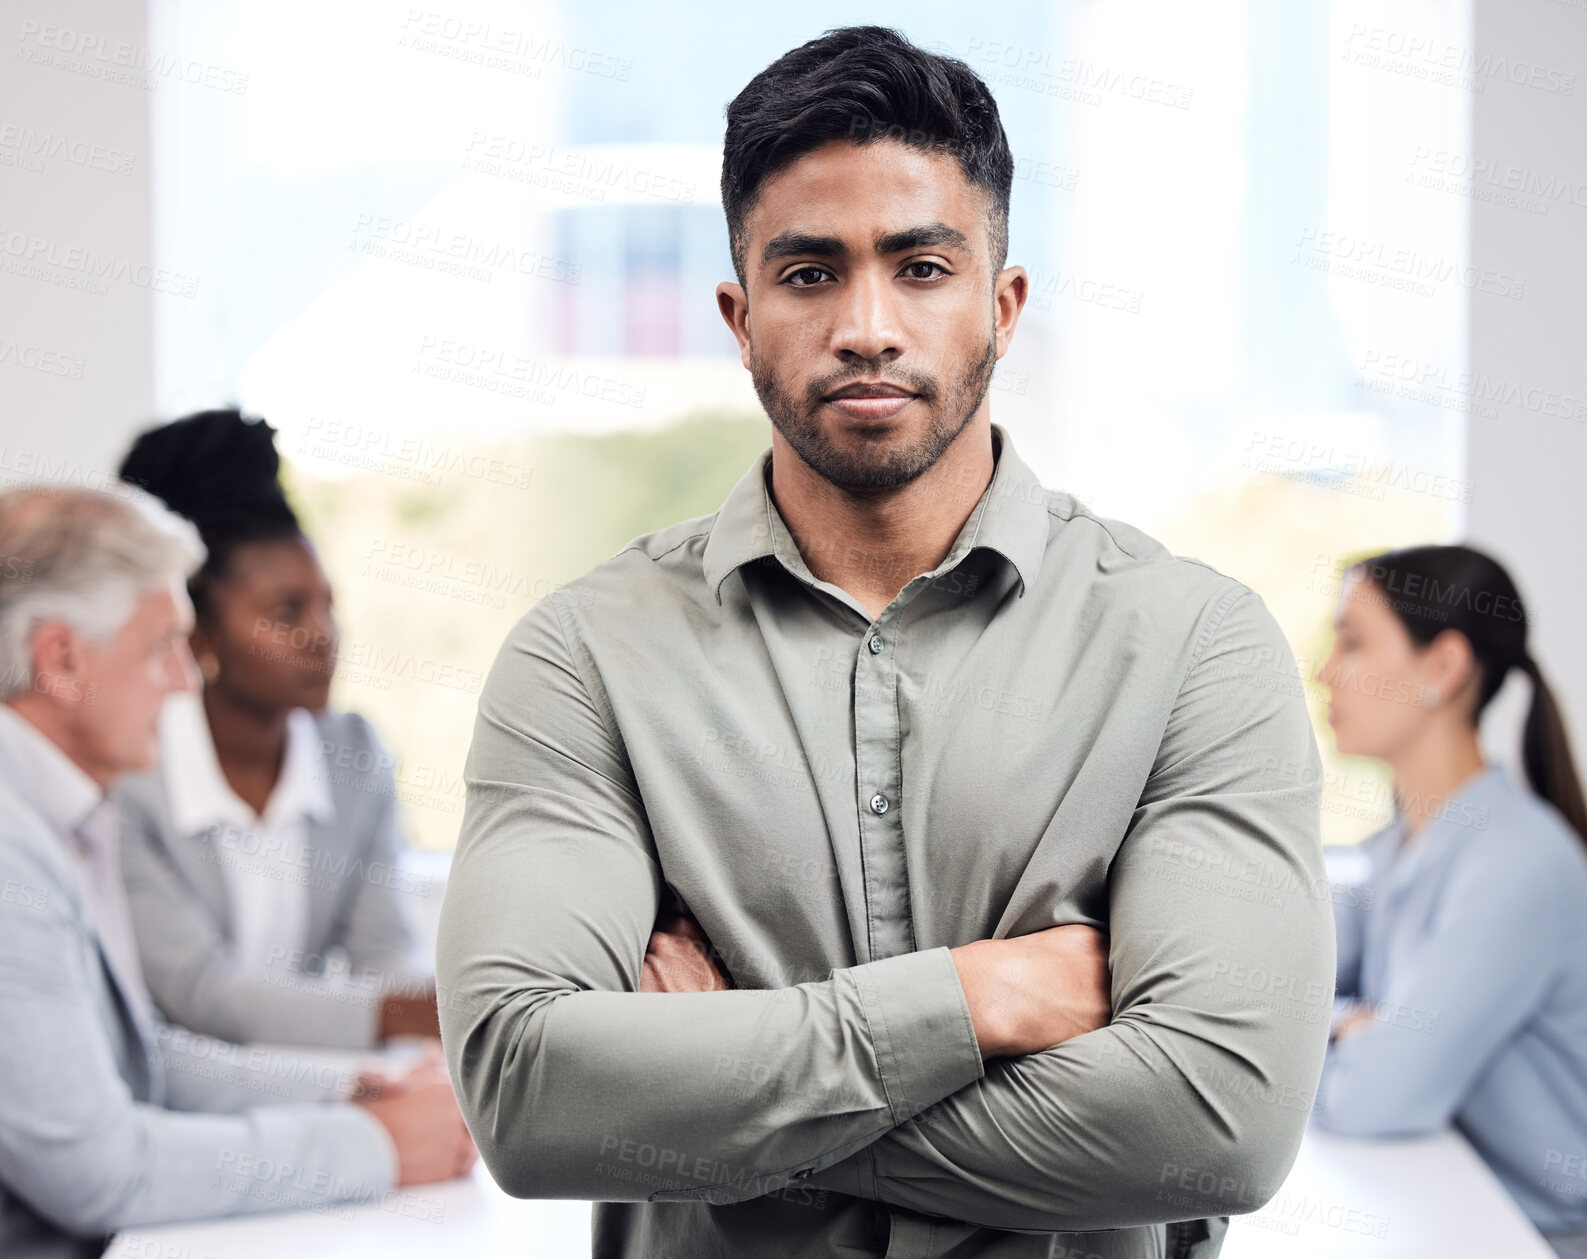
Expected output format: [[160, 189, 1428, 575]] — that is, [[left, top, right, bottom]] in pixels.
[[198, 653, 220, 684]]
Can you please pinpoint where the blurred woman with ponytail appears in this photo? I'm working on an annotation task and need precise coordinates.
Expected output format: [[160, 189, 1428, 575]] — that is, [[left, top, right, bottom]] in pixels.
[[113, 408, 439, 1051], [1313, 543, 1587, 1254]]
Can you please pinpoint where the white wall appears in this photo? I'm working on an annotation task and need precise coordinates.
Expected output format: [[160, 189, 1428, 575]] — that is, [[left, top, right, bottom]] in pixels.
[[1468, 0, 1587, 770], [0, 0, 155, 484]]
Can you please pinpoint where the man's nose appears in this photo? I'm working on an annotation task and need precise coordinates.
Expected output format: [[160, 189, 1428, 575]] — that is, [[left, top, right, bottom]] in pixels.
[[830, 267, 904, 363]]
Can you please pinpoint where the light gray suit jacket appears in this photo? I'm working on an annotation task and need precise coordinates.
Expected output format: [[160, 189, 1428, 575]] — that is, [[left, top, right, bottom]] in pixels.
[[116, 708, 433, 1050], [0, 734, 397, 1259]]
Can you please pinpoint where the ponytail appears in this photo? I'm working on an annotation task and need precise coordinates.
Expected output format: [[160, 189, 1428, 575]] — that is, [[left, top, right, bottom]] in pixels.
[[1517, 655, 1587, 845]]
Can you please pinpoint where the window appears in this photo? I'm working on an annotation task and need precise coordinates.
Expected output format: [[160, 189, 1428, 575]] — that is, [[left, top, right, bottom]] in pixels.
[[153, 0, 1467, 847]]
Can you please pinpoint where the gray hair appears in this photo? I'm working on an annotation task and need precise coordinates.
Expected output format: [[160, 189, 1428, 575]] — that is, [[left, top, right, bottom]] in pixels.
[[0, 483, 206, 700]]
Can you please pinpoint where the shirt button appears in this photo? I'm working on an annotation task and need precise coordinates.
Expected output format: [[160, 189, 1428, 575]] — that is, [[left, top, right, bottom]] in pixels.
[[869, 793, 889, 815], [868, 634, 884, 654]]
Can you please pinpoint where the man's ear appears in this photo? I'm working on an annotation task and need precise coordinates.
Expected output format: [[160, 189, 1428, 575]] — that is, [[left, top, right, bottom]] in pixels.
[[28, 620, 81, 693], [993, 265, 1028, 357], [716, 281, 752, 370]]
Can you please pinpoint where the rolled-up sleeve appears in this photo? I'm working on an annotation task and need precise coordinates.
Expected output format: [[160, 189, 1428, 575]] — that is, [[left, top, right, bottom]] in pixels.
[[435, 592, 984, 1203], [805, 586, 1336, 1232]]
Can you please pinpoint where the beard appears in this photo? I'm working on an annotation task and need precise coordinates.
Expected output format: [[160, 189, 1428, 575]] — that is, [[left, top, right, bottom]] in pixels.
[[750, 332, 998, 491]]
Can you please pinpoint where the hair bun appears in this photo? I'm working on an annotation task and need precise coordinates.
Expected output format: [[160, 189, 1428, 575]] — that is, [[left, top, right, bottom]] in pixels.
[[118, 408, 300, 545]]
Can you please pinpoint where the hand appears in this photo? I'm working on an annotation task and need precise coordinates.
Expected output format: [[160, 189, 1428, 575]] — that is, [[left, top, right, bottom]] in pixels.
[[379, 983, 441, 1040], [950, 923, 1112, 1059], [356, 1075, 478, 1186], [352, 1041, 447, 1100], [640, 912, 734, 992]]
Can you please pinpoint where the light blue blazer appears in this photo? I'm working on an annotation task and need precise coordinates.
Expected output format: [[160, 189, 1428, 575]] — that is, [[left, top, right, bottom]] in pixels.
[[1318, 762, 1587, 1235], [0, 732, 396, 1258]]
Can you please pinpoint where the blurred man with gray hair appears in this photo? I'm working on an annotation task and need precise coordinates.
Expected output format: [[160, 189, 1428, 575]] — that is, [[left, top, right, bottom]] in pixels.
[[0, 483, 475, 1259]]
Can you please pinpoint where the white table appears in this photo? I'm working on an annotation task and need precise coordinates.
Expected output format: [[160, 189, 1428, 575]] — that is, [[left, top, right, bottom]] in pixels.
[[108, 1035, 592, 1259], [1223, 1125, 1556, 1257], [109, 1123, 1552, 1258], [107, 1161, 591, 1258]]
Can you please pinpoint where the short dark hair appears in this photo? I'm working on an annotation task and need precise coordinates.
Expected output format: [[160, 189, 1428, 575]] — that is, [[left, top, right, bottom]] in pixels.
[[720, 25, 1015, 290]]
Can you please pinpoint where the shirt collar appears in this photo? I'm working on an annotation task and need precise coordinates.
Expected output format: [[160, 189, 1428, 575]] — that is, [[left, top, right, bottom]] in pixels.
[[162, 692, 336, 836], [0, 701, 108, 844], [701, 420, 1050, 607]]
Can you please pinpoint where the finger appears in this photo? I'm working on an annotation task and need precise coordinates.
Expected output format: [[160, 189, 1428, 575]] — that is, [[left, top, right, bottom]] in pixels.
[[642, 952, 693, 992], [658, 930, 720, 971]]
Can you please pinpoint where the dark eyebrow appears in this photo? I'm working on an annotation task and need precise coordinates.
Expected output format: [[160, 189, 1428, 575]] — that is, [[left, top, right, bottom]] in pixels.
[[761, 221, 970, 268]]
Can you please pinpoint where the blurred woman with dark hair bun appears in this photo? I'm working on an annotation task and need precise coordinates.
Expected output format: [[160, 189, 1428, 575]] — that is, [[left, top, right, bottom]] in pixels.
[[114, 408, 439, 1050], [1313, 543, 1587, 1255]]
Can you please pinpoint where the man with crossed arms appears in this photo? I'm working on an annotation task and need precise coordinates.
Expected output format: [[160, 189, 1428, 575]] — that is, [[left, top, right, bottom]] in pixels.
[[438, 25, 1333, 1259]]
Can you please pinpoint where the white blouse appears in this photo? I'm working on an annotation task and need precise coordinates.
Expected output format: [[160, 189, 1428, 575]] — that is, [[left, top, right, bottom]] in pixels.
[[158, 691, 336, 977]]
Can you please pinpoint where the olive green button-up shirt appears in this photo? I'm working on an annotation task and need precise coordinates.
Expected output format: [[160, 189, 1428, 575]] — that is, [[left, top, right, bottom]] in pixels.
[[436, 421, 1334, 1259]]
